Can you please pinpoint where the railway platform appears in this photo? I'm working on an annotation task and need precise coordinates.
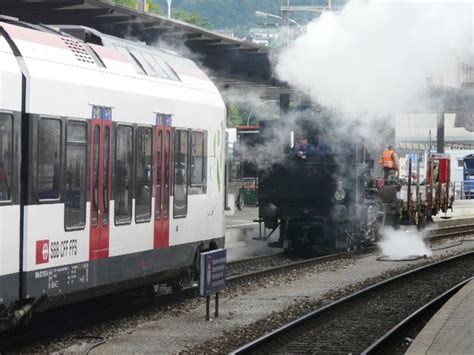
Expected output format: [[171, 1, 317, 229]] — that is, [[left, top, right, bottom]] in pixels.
[[407, 278, 474, 354], [225, 207, 278, 261], [433, 199, 474, 222]]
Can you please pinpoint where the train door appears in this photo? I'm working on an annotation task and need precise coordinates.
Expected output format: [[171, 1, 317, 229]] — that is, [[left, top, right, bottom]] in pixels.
[[154, 114, 172, 248], [89, 109, 112, 260]]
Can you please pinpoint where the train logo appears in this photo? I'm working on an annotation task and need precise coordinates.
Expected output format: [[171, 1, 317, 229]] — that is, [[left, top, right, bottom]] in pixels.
[[36, 240, 50, 265]]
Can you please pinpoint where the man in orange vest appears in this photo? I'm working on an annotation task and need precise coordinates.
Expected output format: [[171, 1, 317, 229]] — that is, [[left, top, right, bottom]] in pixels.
[[379, 144, 399, 180]]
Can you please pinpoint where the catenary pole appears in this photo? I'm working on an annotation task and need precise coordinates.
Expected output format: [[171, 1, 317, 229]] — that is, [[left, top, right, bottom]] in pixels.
[[282, 0, 289, 45], [167, 0, 173, 18]]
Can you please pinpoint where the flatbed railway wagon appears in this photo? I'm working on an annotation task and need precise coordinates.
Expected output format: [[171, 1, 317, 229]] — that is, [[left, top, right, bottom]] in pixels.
[[0, 18, 226, 330], [380, 152, 454, 226]]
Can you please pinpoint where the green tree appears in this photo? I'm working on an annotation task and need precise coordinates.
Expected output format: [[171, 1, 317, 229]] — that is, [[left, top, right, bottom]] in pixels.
[[112, 0, 138, 8], [173, 9, 211, 29], [112, 0, 163, 15], [148, 1, 163, 14], [227, 103, 242, 127]]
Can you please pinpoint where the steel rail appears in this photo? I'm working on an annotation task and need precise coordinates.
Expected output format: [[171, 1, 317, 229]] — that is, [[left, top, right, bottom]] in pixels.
[[361, 276, 474, 354], [229, 251, 474, 354]]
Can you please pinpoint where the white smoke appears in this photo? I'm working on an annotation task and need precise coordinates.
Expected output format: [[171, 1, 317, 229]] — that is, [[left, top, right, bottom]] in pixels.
[[276, 0, 473, 118], [378, 227, 432, 258]]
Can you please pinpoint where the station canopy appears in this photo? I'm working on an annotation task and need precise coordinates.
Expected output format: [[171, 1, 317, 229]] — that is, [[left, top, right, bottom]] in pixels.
[[0, 0, 286, 98]]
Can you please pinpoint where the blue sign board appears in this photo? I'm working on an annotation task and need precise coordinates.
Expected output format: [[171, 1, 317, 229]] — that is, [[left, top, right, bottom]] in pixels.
[[92, 106, 112, 120], [156, 113, 172, 126], [163, 114, 172, 126], [199, 249, 226, 297]]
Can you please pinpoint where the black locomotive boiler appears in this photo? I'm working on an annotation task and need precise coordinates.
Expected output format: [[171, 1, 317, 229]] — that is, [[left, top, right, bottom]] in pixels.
[[255, 118, 381, 253]]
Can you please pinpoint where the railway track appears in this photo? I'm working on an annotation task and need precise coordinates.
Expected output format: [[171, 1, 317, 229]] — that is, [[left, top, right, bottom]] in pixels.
[[226, 249, 371, 285], [426, 222, 474, 241], [230, 251, 474, 354], [226, 252, 301, 277], [362, 277, 473, 354], [2, 222, 473, 353], [225, 221, 474, 284]]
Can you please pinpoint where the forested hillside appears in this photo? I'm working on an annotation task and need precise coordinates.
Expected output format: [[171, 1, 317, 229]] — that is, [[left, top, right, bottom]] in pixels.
[[152, 0, 340, 31]]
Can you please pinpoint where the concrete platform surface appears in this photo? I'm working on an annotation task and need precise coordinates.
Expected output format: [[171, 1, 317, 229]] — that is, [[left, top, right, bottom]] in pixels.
[[225, 207, 258, 228], [407, 278, 474, 355], [224, 207, 279, 261], [434, 199, 474, 221]]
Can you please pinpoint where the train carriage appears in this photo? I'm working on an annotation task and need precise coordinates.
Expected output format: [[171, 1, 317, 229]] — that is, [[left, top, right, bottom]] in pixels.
[[0, 19, 225, 330]]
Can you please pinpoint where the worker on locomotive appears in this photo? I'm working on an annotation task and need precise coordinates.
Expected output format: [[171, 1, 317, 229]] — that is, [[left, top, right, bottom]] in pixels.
[[379, 144, 400, 181], [293, 133, 327, 160]]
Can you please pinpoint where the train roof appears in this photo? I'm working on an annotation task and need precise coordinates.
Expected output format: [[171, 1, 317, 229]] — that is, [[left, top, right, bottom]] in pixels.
[[0, 15, 213, 87]]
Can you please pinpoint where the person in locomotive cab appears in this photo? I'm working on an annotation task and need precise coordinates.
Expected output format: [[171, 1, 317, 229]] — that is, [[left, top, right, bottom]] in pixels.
[[293, 134, 317, 160], [379, 144, 400, 180]]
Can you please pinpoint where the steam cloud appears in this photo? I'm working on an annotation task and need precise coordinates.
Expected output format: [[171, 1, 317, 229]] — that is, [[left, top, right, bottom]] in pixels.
[[276, 0, 473, 118], [378, 227, 432, 258]]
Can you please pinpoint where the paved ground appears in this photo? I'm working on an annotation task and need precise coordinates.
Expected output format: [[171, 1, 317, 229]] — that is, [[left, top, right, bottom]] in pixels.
[[224, 207, 278, 261], [61, 241, 474, 354], [225, 207, 258, 228], [407, 278, 474, 355]]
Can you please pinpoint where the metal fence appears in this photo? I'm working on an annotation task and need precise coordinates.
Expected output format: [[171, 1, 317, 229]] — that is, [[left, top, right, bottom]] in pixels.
[[452, 181, 474, 200]]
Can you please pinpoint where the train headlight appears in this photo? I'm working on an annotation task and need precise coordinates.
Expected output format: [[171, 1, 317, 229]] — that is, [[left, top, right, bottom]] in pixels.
[[334, 188, 346, 201]]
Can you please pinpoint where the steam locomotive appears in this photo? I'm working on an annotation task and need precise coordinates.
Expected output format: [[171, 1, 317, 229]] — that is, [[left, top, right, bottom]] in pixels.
[[256, 116, 383, 253], [254, 112, 454, 254]]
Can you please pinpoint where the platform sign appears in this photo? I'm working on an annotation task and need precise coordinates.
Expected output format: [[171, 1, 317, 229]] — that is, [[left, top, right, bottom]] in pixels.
[[199, 249, 226, 297]]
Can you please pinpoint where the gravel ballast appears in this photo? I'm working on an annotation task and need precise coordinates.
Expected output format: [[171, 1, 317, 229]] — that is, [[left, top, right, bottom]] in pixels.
[[56, 238, 474, 354]]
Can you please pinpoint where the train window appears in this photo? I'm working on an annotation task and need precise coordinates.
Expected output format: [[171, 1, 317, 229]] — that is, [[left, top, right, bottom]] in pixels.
[[114, 125, 134, 225], [190, 131, 207, 192], [164, 131, 170, 217], [38, 118, 62, 201], [0, 114, 13, 202], [124, 48, 146, 75], [92, 125, 100, 227], [173, 129, 188, 218], [136, 127, 153, 223], [153, 54, 180, 81], [131, 50, 158, 77], [103, 126, 110, 226], [65, 121, 87, 230], [156, 130, 162, 220], [145, 53, 169, 79]]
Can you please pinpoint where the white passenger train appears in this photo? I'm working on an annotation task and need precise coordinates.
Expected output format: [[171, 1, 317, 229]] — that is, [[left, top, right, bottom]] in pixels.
[[0, 18, 226, 330]]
